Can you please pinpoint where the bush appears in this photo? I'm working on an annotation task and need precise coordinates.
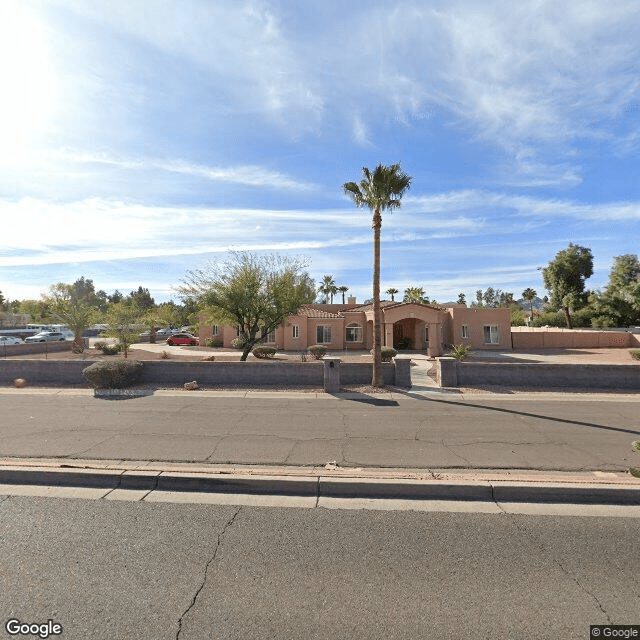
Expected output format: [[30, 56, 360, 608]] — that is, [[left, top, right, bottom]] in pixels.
[[449, 344, 470, 361], [308, 345, 327, 359], [159, 350, 170, 359], [82, 360, 144, 389], [378, 347, 398, 362], [94, 341, 122, 355], [630, 350, 640, 361], [252, 346, 277, 359], [205, 338, 223, 347], [530, 311, 566, 328], [231, 337, 248, 350]]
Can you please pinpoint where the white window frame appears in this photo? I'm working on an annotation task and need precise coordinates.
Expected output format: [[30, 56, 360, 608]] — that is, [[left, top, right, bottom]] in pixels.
[[292, 325, 300, 339], [461, 324, 469, 339], [316, 325, 332, 344], [483, 325, 499, 344], [211, 325, 220, 336], [345, 323, 363, 343]]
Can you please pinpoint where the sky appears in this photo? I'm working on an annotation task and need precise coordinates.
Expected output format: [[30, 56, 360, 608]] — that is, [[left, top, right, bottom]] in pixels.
[[1, 0, 639, 306]]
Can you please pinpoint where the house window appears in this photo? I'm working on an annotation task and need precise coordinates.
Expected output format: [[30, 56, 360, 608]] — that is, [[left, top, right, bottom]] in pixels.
[[461, 324, 469, 339], [261, 326, 276, 343], [211, 325, 219, 336], [292, 325, 300, 339], [483, 325, 499, 344], [345, 323, 363, 343], [236, 325, 242, 337], [316, 325, 332, 344]]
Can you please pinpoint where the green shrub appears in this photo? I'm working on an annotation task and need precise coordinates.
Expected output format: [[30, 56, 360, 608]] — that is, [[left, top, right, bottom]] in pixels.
[[252, 346, 277, 359], [205, 338, 223, 347], [530, 311, 566, 328], [396, 337, 413, 350], [308, 345, 327, 359], [159, 350, 170, 359], [95, 341, 121, 355], [449, 344, 470, 361], [231, 337, 248, 349], [630, 350, 640, 361], [82, 360, 144, 389], [379, 347, 398, 362]]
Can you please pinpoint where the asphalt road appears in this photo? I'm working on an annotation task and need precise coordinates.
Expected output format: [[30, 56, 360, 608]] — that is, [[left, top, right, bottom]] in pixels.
[[0, 391, 639, 470], [0, 495, 637, 640]]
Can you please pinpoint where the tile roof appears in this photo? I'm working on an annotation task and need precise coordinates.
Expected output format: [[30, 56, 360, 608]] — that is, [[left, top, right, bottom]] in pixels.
[[295, 305, 344, 318]]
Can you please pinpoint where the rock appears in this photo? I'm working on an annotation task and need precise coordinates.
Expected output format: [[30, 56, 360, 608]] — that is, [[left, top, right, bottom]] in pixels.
[[183, 380, 199, 391], [13, 378, 26, 388], [201, 355, 216, 361]]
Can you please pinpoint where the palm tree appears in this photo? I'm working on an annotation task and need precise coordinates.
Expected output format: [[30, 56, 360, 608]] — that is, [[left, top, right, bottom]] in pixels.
[[386, 287, 399, 302], [343, 163, 412, 386], [318, 275, 336, 304], [522, 287, 537, 318], [338, 285, 349, 303], [403, 286, 426, 303]]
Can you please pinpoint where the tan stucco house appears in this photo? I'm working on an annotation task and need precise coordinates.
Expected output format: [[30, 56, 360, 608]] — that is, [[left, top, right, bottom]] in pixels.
[[199, 298, 512, 355]]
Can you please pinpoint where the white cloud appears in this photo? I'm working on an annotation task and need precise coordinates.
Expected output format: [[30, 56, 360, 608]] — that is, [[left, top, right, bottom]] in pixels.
[[406, 190, 640, 221], [53, 0, 324, 133], [48, 149, 315, 191]]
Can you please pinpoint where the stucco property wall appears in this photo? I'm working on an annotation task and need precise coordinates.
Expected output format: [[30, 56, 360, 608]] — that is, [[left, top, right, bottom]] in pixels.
[[436, 358, 640, 389], [0, 359, 411, 388], [511, 327, 640, 349], [0, 341, 74, 357], [0, 359, 89, 385]]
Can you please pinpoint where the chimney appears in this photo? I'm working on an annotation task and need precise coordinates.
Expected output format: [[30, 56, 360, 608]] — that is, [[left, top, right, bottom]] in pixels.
[[347, 296, 356, 304]]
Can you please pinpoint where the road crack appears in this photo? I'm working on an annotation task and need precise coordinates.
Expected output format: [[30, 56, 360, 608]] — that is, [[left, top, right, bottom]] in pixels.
[[176, 506, 242, 640]]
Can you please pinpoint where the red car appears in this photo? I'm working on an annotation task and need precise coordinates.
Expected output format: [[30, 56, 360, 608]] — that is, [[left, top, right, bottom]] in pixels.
[[166, 333, 198, 346]]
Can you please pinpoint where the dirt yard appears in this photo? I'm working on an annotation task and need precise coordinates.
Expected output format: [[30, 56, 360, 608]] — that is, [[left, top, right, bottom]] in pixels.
[[4, 345, 639, 364]]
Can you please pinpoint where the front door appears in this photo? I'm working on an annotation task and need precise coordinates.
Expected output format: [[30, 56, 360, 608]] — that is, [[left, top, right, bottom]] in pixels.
[[393, 324, 403, 348]]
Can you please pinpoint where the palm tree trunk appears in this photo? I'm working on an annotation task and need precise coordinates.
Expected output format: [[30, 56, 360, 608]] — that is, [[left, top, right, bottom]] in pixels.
[[372, 209, 382, 387]]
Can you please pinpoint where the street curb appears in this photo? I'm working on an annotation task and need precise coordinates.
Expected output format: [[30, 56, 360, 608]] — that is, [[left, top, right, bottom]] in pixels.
[[0, 466, 638, 504]]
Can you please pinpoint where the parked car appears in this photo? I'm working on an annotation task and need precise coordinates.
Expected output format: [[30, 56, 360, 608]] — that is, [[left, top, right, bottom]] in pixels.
[[25, 331, 67, 343], [166, 333, 199, 346], [156, 328, 179, 336], [0, 336, 23, 345]]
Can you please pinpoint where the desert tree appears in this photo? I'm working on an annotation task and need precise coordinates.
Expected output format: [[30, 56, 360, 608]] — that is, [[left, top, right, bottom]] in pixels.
[[522, 287, 537, 318], [180, 252, 315, 361], [542, 244, 594, 328]]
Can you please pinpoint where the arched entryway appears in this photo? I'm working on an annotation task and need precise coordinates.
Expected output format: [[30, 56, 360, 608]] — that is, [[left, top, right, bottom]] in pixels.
[[379, 303, 448, 355]]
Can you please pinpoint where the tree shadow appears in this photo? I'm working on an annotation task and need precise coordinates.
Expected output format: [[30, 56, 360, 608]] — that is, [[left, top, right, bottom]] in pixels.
[[331, 392, 399, 407]]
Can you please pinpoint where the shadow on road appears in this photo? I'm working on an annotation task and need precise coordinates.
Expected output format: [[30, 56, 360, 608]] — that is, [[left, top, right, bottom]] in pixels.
[[331, 392, 399, 407], [394, 389, 640, 436]]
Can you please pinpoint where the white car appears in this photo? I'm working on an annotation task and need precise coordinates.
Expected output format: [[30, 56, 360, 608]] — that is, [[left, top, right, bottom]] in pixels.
[[25, 331, 67, 343], [0, 336, 23, 345]]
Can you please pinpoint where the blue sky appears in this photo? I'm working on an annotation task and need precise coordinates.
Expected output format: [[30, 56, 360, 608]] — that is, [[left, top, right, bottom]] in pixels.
[[1, 0, 639, 305]]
